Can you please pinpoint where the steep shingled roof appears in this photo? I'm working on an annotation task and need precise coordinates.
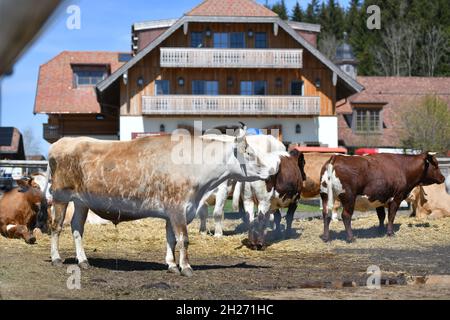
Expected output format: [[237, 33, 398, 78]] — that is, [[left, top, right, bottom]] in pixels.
[[337, 76, 450, 148], [186, 0, 277, 17], [34, 51, 127, 114]]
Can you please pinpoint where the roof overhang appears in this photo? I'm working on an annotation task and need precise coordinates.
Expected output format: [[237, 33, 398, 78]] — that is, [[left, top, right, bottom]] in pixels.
[[97, 15, 364, 105]]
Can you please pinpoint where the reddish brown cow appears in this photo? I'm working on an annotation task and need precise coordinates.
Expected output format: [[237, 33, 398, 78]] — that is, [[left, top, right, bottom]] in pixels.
[[320, 153, 445, 242], [0, 176, 48, 244]]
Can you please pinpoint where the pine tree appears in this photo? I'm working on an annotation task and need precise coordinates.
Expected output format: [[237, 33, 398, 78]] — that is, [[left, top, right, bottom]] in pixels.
[[271, 0, 288, 20], [291, 1, 304, 22], [304, 0, 320, 24]]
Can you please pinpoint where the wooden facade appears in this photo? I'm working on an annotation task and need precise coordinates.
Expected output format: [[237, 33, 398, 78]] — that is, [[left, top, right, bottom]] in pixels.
[[120, 22, 336, 118], [45, 114, 119, 143]]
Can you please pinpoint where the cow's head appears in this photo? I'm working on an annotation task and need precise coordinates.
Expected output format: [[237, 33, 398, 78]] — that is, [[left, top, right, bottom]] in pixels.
[[290, 149, 306, 181], [246, 212, 268, 251], [231, 125, 280, 181], [16, 176, 41, 196], [421, 152, 445, 185]]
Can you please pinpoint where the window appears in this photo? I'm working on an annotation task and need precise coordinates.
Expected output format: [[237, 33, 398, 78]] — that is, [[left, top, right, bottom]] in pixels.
[[155, 80, 170, 95], [192, 80, 219, 95], [255, 32, 267, 48], [230, 32, 245, 48], [291, 81, 304, 96], [213, 33, 228, 48], [354, 109, 381, 133], [73, 65, 108, 87], [254, 81, 267, 95], [240, 81, 253, 95], [240, 81, 267, 95], [191, 32, 204, 48]]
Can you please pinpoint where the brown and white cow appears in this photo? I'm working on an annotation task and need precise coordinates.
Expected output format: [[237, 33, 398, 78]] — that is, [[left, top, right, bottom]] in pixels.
[[407, 184, 450, 219], [43, 128, 282, 277], [0, 174, 49, 244], [246, 149, 306, 250], [320, 153, 445, 242]]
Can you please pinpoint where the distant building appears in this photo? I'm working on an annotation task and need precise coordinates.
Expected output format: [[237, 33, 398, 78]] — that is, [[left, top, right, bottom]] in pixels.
[[0, 127, 25, 160], [334, 37, 450, 153], [34, 51, 131, 143]]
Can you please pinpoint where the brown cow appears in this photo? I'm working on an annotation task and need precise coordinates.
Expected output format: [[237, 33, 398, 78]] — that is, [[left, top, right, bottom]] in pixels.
[[320, 153, 445, 242], [0, 175, 48, 244], [407, 184, 450, 219], [246, 149, 306, 249]]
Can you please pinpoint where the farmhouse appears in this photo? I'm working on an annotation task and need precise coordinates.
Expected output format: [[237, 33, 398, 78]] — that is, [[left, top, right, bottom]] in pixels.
[[93, 0, 363, 147], [333, 37, 450, 153], [34, 51, 130, 143]]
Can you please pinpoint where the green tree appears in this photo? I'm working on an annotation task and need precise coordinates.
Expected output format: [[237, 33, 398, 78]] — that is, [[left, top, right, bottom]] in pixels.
[[399, 95, 450, 154], [291, 1, 303, 22], [304, 0, 320, 24], [271, 0, 288, 20]]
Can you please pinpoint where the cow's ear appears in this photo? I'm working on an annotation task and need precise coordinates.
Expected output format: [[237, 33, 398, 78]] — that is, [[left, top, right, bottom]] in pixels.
[[16, 177, 31, 190]]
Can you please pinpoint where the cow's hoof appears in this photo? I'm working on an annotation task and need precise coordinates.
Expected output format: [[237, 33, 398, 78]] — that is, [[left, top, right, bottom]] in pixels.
[[52, 259, 64, 267], [387, 231, 395, 237], [320, 234, 330, 243], [78, 261, 90, 270], [346, 237, 356, 244], [199, 230, 207, 236], [26, 236, 36, 245], [181, 267, 194, 278], [214, 233, 223, 238], [168, 266, 181, 275]]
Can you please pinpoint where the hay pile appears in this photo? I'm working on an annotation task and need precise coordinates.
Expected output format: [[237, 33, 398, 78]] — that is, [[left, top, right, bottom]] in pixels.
[[34, 212, 450, 262]]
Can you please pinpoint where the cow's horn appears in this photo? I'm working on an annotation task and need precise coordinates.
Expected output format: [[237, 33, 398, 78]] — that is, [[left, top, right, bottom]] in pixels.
[[428, 152, 437, 156]]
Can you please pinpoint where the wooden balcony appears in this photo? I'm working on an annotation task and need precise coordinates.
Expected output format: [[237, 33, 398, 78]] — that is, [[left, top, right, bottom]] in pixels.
[[43, 124, 61, 143], [142, 95, 320, 116], [160, 48, 303, 69]]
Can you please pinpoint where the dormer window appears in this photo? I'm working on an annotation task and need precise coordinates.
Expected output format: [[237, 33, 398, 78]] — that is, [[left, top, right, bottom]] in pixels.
[[72, 65, 108, 87], [353, 108, 382, 134]]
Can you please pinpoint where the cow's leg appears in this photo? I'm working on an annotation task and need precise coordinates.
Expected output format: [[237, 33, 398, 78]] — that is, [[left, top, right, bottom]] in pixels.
[[376, 206, 386, 232], [198, 203, 208, 235], [169, 212, 193, 277], [213, 186, 228, 238], [285, 203, 297, 238], [50, 202, 68, 266], [243, 183, 255, 223], [341, 196, 355, 243], [273, 209, 282, 236], [71, 203, 89, 269], [165, 220, 180, 275], [320, 193, 331, 242], [332, 201, 341, 222], [5, 224, 36, 244], [243, 199, 255, 223], [387, 201, 400, 237]]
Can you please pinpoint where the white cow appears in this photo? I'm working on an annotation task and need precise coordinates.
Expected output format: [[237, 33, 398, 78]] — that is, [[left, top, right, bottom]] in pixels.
[[197, 135, 287, 237], [43, 128, 283, 277]]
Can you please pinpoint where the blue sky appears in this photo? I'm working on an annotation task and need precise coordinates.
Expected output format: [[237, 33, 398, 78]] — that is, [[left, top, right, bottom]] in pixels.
[[1, 0, 350, 155]]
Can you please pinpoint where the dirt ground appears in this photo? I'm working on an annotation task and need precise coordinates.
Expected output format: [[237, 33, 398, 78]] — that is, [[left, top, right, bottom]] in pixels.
[[1, 210, 450, 300]]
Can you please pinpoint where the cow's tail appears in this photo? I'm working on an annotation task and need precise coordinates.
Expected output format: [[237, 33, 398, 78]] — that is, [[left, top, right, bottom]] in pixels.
[[232, 181, 242, 212], [326, 158, 336, 214], [36, 162, 51, 232]]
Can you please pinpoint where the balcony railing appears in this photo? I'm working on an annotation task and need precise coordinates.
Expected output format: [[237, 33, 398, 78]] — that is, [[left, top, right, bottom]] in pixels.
[[160, 48, 303, 69], [43, 124, 61, 142], [142, 95, 320, 116]]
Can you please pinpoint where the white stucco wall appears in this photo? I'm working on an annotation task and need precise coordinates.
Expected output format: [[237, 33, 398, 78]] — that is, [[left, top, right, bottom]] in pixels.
[[120, 116, 145, 141], [120, 116, 338, 147], [317, 116, 338, 148]]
